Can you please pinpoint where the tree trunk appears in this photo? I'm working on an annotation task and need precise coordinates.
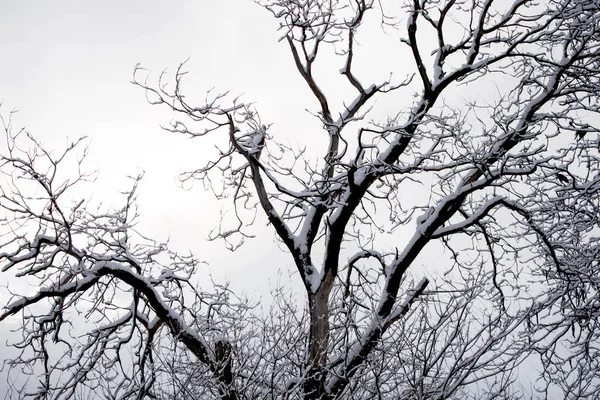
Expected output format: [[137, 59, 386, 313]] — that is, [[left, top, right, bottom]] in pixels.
[[215, 340, 237, 400], [304, 287, 331, 399]]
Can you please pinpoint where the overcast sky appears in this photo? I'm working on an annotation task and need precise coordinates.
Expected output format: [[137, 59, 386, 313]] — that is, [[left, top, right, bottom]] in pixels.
[[0, 0, 321, 294], [0, 0, 440, 351], [0, 1, 315, 392], [0, 0, 426, 288]]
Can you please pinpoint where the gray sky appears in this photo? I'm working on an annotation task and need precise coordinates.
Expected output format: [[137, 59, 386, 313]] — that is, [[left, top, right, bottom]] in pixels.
[[0, 0, 319, 293], [0, 1, 313, 392], [0, 0, 422, 287]]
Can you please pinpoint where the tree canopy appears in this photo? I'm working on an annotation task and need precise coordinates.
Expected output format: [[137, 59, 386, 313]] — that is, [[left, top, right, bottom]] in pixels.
[[1, 0, 599, 398]]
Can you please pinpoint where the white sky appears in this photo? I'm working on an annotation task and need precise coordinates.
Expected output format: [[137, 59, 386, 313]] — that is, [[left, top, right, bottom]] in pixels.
[[0, 0, 427, 290], [0, 1, 314, 392], [0, 0, 318, 295]]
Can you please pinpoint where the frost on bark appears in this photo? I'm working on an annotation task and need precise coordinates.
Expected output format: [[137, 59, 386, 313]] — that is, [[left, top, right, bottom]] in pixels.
[[1, 0, 600, 399]]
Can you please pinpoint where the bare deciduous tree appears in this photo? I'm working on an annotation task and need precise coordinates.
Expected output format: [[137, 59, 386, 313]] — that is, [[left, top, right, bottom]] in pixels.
[[1, 0, 599, 398]]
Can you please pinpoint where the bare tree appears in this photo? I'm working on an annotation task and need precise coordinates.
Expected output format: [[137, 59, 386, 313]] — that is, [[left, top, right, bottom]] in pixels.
[[1, 0, 600, 398]]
